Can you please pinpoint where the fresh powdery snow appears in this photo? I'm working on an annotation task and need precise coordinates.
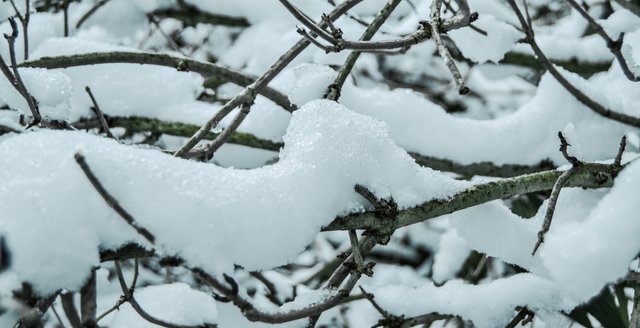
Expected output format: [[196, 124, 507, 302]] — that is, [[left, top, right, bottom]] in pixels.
[[109, 283, 218, 327], [442, 160, 640, 319], [0, 100, 465, 295]]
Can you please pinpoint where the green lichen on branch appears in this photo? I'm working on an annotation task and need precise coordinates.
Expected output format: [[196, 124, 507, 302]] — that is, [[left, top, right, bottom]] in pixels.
[[324, 162, 614, 231], [500, 52, 611, 78], [151, 7, 249, 27], [74, 116, 283, 152]]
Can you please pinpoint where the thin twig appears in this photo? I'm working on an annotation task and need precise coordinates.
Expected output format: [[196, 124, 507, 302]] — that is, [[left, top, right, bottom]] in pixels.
[[566, 0, 639, 81], [74, 153, 156, 244], [427, 0, 470, 95], [506, 0, 640, 128], [348, 230, 364, 268], [505, 307, 535, 328], [205, 104, 251, 160], [75, 0, 110, 29], [85, 86, 115, 139], [60, 293, 82, 328], [80, 268, 97, 326], [325, 0, 402, 100], [50, 304, 66, 328], [114, 261, 215, 328], [8, 0, 29, 60], [63, 0, 70, 37], [147, 14, 188, 56], [249, 271, 282, 306], [174, 0, 364, 156], [3, 17, 41, 124], [532, 132, 581, 256]]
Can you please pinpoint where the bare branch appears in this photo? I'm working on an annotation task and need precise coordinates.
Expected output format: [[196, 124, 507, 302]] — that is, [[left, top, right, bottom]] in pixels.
[[80, 269, 97, 326], [114, 260, 216, 328], [427, 0, 470, 95], [3, 17, 41, 125], [200, 102, 251, 159], [325, 0, 402, 100], [174, 0, 364, 156], [506, 0, 640, 128], [566, 0, 639, 81], [532, 132, 582, 256], [21, 51, 296, 112], [85, 86, 115, 139], [75, 0, 110, 29], [326, 162, 616, 231], [60, 293, 82, 328]]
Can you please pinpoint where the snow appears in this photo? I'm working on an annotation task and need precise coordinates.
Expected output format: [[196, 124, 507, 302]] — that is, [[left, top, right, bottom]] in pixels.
[[0, 100, 465, 295], [447, 160, 640, 312], [110, 283, 218, 328], [371, 273, 567, 328], [431, 229, 470, 284], [1, 1, 640, 326], [448, 15, 522, 63], [0, 68, 72, 121]]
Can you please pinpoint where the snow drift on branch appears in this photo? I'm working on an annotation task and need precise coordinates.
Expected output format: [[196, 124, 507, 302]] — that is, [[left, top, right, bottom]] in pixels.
[[0, 99, 465, 295]]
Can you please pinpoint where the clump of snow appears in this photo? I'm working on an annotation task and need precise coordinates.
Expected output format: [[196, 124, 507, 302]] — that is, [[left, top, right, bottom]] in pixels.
[[31, 38, 208, 123], [0, 100, 465, 295], [621, 29, 640, 78], [599, 9, 640, 37], [109, 283, 218, 328], [431, 229, 470, 284], [448, 15, 522, 63], [340, 68, 631, 165], [541, 159, 640, 302], [0, 68, 72, 121], [370, 273, 567, 328], [447, 160, 640, 310]]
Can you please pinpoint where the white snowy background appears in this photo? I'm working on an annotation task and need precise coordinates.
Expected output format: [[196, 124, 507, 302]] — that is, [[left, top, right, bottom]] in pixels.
[[0, 0, 639, 327]]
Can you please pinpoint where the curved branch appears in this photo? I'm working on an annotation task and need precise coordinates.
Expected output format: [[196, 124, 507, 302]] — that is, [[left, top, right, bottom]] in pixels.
[[506, 0, 640, 128], [20, 52, 296, 112]]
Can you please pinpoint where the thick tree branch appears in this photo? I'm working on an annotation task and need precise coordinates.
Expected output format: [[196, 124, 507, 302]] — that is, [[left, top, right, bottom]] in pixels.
[[325, 162, 616, 231]]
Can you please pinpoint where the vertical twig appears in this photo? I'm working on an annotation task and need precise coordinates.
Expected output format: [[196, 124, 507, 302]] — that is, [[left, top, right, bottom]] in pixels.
[[3, 17, 41, 125], [532, 132, 580, 256], [566, 0, 639, 81], [80, 268, 97, 326], [427, 0, 469, 95], [85, 86, 115, 139], [60, 293, 82, 328], [63, 0, 70, 37], [8, 0, 30, 59]]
